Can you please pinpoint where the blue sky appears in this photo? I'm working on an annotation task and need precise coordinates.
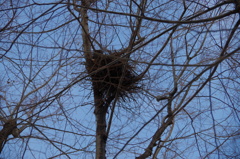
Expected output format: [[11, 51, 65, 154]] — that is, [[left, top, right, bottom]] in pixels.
[[0, 0, 240, 158]]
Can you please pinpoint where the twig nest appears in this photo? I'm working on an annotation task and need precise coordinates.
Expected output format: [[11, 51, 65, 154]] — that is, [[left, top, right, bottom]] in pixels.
[[90, 50, 140, 100]]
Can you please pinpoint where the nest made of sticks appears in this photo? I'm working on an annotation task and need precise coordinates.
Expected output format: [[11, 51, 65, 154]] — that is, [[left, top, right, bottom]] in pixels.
[[90, 50, 141, 100]]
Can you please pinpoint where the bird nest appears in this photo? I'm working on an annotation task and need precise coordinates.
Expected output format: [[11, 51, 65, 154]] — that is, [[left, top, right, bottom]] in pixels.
[[89, 51, 141, 100]]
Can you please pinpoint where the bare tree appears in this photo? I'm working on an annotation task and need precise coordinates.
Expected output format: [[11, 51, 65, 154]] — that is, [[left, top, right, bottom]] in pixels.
[[0, 0, 240, 158]]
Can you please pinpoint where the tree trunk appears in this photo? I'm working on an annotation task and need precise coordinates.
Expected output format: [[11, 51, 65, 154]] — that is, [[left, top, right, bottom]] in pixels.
[[94, 95, 108, 159], [92, 83, 115, 159], [79, 1, 109, 158]]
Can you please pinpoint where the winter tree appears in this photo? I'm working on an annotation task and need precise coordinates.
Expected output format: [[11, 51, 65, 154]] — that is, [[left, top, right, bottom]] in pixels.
[[0, 0, 239, 158]]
